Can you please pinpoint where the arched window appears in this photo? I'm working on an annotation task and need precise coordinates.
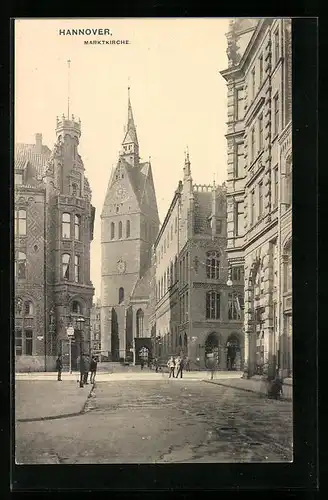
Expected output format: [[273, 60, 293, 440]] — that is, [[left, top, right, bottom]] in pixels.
[[136, 309, 144, 337], [118, 221, 122, 239], [285, 156, 292, 207], [111, 222, 115, 240], [74, 215, 81, 240], [16, 252, 26, 279], [62, 253, 70, 280], [119, 287, 124, 304], [74, 255, 80, 283], [15, 209, 27, 236], [126, 220, 131, 238], [206, 291, 221, 319], [71, 301, 82, 314], [62, 213, 71, 239], [206, 251, 220, 279], [24, 300, 33, 316]]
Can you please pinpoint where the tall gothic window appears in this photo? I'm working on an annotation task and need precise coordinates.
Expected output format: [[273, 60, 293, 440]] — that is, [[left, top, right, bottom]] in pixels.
[[251, 127, 255, 162], [15, 252, 26, 279], [74, 215, 81, 240], [126, 220, 131, 238], [62, 253, 70, 280], [15, 209, 27, 236], [274, 28, 280, 64], [118, 221, 122, 239], [228, 293, 242, 320], [111, 222, 115, 239], [62, 213, 71, 239], [15, 209, 26, 236], [136, 309, 144, 337], [206, 291, 221, 319], [119, 287, 124, 304], [206, 251, 220, 279], [74, 255, 80, 283]]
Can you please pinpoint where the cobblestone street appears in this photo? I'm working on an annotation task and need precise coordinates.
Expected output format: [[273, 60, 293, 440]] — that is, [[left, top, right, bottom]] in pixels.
[[15, 378, 293, 464]]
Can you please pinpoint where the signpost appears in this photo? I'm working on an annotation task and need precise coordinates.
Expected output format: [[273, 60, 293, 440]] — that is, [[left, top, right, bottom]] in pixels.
[[66, 326, 75, 374]]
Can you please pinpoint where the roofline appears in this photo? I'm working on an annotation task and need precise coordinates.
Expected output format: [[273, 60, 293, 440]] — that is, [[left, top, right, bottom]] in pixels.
[[154, 183, 182, 249]]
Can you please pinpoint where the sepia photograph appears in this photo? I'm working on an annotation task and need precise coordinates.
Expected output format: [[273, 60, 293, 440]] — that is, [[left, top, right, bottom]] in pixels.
[[14, 17, 293, 465]]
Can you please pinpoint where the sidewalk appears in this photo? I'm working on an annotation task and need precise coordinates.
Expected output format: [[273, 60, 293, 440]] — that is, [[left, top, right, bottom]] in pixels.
[[15, 380, 93, 421], [15, 370, 243, 382], [205, 375, 293, 401]]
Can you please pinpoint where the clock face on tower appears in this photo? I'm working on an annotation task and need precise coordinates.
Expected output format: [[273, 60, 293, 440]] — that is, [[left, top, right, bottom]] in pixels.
[[115, 186, 128, 202], [117, 260, 126, 274]]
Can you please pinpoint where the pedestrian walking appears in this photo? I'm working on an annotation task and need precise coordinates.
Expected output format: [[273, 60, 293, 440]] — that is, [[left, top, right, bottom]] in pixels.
[[167, 356, 175, 378], [90, 356, 98, 384], [56, 354, 62, 381], [153, 357, 159, 373], [176, 356, 184, 378], [83, 354, 90, 385]]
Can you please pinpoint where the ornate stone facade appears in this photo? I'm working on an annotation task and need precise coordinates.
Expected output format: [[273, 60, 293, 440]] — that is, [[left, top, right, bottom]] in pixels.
[[221, 18, 292, 378], [15, 118, 95, 372]]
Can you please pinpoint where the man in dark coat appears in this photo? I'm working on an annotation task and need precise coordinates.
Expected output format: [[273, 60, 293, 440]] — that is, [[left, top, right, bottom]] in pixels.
[[90, 356, 98, 384], [83, 354, 90, 384], [56, 355, 62, 381]]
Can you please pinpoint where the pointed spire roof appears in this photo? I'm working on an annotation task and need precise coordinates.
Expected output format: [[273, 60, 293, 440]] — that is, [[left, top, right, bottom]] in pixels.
[[122, 87, 139, 146]]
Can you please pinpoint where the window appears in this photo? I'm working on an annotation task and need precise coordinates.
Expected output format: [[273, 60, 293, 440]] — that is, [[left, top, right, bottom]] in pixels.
[[232, 266, 244, 282], [251, 190, 257, 225], [24, 301, 33, 316], [15, 172, 23, 185], [250, 127, 255, 162], [258, 114, 263, 151], [72, 183, 77, 196], [25, 329, 33, 355], [206, 291, 220, 319], [236, 202, 244, 236], [15, 209, 27, 236], [72, 301, 82, 314], [206, 251, 220, 279], [259, 182, 263, 217], [216, 219, 222, 234], [136, 309, 144, 337], [285, 158, 292, 206], [251, 68, 256, 99], [228, 293, 242, 320], [118, 221, 122, 239], [62, 253, 70, 280], [15, 328, 23, 356], [273, 166, 279, 207], [126, 220, 130, 238], [273, 93, 279, 137], [16, 252, 26, 279], [236, 143, 245, 178], [74, 255, 80, 283], [119, 287, 124, 304], [274, 28, 280, 64], [236, 88, 244, 120], [259, 54, 264, 86], [74, 215, 81, 240], [62, 213, 71, 239]]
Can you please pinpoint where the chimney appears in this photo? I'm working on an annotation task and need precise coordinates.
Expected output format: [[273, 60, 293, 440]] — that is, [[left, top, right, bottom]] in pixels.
[[35, 133, 42, 153]]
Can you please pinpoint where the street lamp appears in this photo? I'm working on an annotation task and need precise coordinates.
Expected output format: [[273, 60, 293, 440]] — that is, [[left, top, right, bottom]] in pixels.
[[77, 316, 85, 388]]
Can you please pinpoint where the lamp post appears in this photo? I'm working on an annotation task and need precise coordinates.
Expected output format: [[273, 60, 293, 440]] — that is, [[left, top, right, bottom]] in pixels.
[[77, 316, 85, 388]]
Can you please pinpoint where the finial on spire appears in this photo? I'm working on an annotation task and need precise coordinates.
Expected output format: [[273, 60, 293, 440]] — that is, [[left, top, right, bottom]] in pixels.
[[213, 172, 216, 187], [67, 59, 71, 120]]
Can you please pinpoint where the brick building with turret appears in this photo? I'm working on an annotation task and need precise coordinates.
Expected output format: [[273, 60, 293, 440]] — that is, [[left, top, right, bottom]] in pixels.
[[14, 115, 95, 372]]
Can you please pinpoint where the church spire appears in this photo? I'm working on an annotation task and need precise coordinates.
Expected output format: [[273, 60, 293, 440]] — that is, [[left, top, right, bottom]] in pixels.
[[120, 86, 139, 166]]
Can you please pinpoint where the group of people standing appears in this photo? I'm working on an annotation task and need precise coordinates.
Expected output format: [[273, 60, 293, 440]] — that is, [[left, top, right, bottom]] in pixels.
[[167, 356, 190, 378], [55, 353, 98, 386]]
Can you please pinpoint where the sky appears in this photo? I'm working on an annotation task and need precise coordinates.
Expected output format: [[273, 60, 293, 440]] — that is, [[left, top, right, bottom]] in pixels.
[[15, 18, 230, 299]]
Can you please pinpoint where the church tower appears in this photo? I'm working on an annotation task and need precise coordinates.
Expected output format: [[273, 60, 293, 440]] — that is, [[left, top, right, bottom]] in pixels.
[[101, 89, 160, 361]]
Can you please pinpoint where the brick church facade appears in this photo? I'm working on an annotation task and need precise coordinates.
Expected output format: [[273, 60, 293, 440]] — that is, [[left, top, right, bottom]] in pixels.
[[14, 116, 95, 372], [100, 90, 160, 362]]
